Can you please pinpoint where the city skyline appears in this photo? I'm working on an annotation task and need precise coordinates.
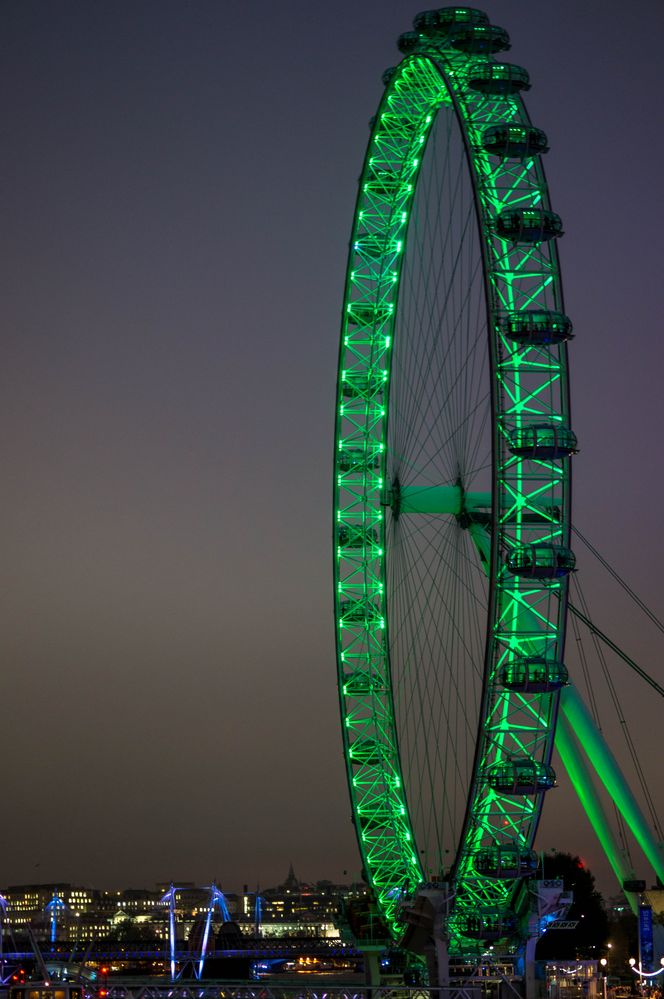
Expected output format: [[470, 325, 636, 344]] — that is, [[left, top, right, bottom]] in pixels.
[[0, 867, 357, 895], [2, 0, 663, 899]]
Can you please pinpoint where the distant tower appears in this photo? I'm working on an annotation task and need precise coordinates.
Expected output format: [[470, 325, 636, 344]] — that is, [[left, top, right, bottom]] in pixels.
[[283, 863, 299, 890], [45, 891, 66, 944]]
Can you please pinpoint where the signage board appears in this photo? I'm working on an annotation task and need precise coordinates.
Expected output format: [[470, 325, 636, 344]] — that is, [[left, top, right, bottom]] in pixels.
[[639, 905, 654, 973]]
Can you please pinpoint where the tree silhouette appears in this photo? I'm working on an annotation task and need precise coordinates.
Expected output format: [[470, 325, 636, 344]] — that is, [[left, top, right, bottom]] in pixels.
[[536, 851, 608, 959]]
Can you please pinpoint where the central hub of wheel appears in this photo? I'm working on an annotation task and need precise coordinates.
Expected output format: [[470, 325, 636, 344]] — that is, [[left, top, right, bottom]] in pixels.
[[454, 477, 469, 529], [385, 477, 490, 525], [388, 476, 402, 520]]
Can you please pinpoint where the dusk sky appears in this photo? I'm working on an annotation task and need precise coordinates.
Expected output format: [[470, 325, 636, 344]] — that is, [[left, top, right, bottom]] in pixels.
[[2, 0, 663, 896]]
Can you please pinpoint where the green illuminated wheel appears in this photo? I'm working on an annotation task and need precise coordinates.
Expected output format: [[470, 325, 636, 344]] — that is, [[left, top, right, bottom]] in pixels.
[[333, 7, 576, 952]]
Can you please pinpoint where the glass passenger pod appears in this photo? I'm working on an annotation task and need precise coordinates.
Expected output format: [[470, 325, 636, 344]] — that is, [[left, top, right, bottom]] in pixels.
[[482, 124, 549, 159], [456, 911, 516, 942], [347, 302, 393, 327], [496, 209, 563, 243], [364, 168, 406, 196], [338, 524, 380, 549], [506, 545, 576, 579], [411, 7, 489, 44], [413, 8, 489, 35], [468, 63, 530, 95], [358, 810, 400, 833], [354, 234, 400, 260], [500, 657, 569, 694], [382, 66, 398, 87], [397, 31, 422, 54], [337, 443, 382, 474], [341, 369, 387, 399], [349, 738, 388, 766], [508, 424, 578, 459], [343, 670, 388, 696], [486, 759, 556, 794], [340, 599, 384, 626], [473, 845, 538, 879], [500, 310, 573, 346], [448, 23, 510, 54]]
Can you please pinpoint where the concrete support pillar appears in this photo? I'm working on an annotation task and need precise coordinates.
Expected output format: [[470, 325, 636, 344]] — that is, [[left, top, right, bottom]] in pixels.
[[399, 885, 451, 988], [425, 933, 449, 987], [361, 948, 381, 987], [523, 936, 538, 999]]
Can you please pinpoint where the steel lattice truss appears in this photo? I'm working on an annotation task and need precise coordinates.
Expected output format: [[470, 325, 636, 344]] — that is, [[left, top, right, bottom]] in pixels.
[[333, 13, 573, 954]]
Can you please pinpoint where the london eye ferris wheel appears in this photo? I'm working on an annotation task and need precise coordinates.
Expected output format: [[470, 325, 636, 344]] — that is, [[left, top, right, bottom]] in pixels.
[[333, 6, 576, 952]]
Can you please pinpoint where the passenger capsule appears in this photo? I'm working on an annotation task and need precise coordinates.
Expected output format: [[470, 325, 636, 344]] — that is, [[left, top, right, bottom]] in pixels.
[[358, 807, 398, 832], [500, 658, 569, 693], [341, 370, 387, 399], [486, 759, 556, 794], [449, 23, 510, 54], [337, 445, 381, 474], [413, 7, 489, 35], [506, 545, 576, 579], [457, 911, 516, 941], [496, 209, 563, 242], [354, 233, 399, 259], [382, 66, 398, 87], [500, 310, 573, 346], [340, 599, 383, 626], [474, 845, 538, 879], [508, 424, 578, 459], [346, 302, 392, 327], [468, 63, 530, 95], [349, 738, 386, 765], [483, 125, 549, 158], [397, 31, 421, 54], [343, 671, 387, 696], [338, 524, 380, 549], [364, 169, 404, 195]]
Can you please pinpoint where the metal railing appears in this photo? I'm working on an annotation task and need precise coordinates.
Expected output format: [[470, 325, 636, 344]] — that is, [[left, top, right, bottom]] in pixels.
[[101, 982, 487, 999]]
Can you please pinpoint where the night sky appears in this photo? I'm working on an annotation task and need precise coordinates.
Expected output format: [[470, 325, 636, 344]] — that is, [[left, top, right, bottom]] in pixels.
[[2, 0, 663, 895]]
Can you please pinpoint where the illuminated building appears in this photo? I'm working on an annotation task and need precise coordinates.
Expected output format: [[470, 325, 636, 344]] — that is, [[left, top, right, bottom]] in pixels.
[[0, 873, 368, 943]]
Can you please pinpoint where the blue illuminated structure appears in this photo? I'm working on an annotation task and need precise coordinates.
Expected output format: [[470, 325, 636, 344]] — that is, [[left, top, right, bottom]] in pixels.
[[196, 884, 231, 980], [44, 891, 66, 944], [159, 884, 179, 982], [254, 892, 262, 937], [0, 892, 7, 982]]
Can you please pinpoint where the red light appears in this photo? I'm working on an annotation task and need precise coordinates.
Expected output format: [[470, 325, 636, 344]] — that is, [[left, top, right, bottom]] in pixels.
[[100, 967, 109, 975]]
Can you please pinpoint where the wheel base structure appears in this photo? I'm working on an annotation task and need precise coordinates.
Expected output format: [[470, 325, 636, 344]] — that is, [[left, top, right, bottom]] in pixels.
[[399, 885, 451, 987], [514, 879, 573, 999]]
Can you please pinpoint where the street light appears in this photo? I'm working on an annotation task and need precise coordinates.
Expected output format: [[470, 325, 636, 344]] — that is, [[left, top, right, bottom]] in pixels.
[[600, 958, 608, 999], [628, 956, 664, 990]]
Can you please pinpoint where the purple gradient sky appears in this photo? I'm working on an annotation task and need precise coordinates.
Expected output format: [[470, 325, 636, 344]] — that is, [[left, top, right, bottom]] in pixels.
[[2, 0, 663, 895]]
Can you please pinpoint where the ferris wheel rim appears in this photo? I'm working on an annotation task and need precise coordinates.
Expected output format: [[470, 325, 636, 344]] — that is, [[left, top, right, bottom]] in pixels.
[[333, 14, 574, 952]]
